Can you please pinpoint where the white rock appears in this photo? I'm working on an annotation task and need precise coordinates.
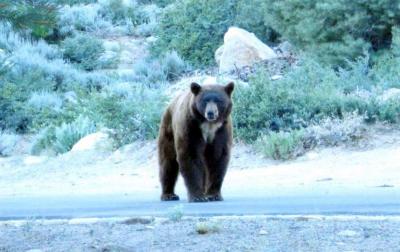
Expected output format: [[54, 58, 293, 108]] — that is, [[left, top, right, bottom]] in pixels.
[[216, 27, 277, 73], [71, 131, 113, 152], [23, 156, 47, 165], [259, 229, 268, 235], [271, 75, 283, 80], [378, 88, 400, 102], [338, 229, 359, 237], [103, 40, 120, 52]]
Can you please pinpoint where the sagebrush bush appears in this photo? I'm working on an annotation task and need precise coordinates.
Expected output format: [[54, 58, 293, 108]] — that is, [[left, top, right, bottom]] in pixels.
[[153, 0, 277, 66], [262, 0, 400, 66], [303, 113, 367, 149], [28, 91, 63, 111], [255, 130, 305, 160], [30, 127, 56, 155], [255, 114, 368, 160], [137, 0, 175, 7], [53, 116, 96, 154], [161, 51, 187, 81], [57, 4, 112, 36], [99, 0, 147, 25], [133, 4, 161, 37], [0, 24, 110, 132], [61, 33, 105, 71], [133, 51, 187, 86], [233, 59, 347, 141], [0, 131, 20, 156], [82, 85, 166, 147], [30, 116, 96, 155]]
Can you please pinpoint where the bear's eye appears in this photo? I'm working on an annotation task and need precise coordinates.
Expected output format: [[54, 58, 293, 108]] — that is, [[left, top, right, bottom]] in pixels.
[[214, 98, 223, 104]]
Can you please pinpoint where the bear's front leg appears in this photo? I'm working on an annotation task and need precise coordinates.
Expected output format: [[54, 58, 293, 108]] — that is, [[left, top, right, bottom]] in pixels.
[[204, 128, 231, 201], [204, 151, 229, 201], [177, 151, 208, 203]]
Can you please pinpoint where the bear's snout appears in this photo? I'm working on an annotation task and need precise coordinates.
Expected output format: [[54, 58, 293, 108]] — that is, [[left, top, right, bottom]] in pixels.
[[205, 102, 218, 121]]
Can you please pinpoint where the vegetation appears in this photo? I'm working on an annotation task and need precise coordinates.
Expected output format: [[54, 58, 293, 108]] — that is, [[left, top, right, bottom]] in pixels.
[[153, 0, 277, 66], [1, 0, 400, 160], [262, 0, 400, 66], [0, 0, 58, 39], [233, 57, 400, 143], [61, 33, 106, 71]]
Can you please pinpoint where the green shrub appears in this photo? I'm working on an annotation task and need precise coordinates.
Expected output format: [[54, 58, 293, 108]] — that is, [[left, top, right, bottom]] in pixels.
[[234, 55, 400, 143], [55, 0, 97, 5], [99, 0, 148, 25], [133, 51, 187, 86], [61, 33, 105, 71], [30, 127, 56, 155], [30, 116, 96, 154], [262, 0, 400, 66], [233, 59, 347, 141], [195, 221, 220, 235], [167, 204, 184, 222], [303, 113, 366, 149], [82, 85, 166, 147], [0, 131, 20, 156], [137, 0, 175, 7], [153, 0, 277, 67], [53, 116, 96, 154], [255, 130, 304, 160]]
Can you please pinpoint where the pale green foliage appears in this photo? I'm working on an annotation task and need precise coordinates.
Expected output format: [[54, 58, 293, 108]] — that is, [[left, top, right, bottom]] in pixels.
[[255, 130, 305, 160], [61, 33, 105, 71], [53, 116, 96, 154], [153, 0, 277, 66], [167, 204, 184, 222], [30, 116, 96, 155], [133, 51, 187, 86], [0, 132, 20, 156], [195, 221, 220, 235], [28, 91, 63, 111]]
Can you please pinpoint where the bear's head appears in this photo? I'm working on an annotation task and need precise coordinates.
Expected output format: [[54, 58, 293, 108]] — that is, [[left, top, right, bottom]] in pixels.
[[190, 82, 234, 122]]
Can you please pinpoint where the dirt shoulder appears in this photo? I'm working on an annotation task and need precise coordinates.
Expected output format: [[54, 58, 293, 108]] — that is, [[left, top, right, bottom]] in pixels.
[[0, 126, 399, 201], [1, 215, 399, 252]]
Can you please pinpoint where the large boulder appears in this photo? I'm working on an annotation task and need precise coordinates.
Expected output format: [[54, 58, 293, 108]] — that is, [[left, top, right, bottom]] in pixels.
[[215, 27, 277, 73], [71, 131, 114, 152]]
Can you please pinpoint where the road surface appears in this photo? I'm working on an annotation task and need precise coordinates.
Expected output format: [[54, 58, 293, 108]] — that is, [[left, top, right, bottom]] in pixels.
[[1, 187, 399, 220]]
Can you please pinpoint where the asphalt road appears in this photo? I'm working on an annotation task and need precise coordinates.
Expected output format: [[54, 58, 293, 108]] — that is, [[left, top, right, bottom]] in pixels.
[[1, 187, 399, 220]]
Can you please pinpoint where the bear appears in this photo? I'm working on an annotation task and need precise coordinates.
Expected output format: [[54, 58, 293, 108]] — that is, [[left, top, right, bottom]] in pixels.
[[158, 82, 234, 202]]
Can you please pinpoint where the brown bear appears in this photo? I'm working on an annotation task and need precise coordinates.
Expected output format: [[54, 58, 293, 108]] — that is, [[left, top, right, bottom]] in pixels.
[[158, 82, 234, 202]]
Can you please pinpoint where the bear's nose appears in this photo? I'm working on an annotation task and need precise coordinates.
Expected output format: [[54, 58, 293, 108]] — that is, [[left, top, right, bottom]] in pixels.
[[207, 111, 215, 118]]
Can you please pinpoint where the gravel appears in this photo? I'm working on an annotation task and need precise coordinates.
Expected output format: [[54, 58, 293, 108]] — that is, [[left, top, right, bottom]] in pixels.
[[0, 216, 399, 252]]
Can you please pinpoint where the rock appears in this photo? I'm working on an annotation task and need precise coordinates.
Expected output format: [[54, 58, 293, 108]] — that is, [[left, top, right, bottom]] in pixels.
[[103, 40, 120, 52], [338, 229, 360, 237], [71, 131, 113, 152], [271, 75, 283, 80], [23, 156, 47, 165], [64, 91, 77, 104], [215, 27, 277, 73], [259, 229, 268, 235], [378, 88, 400, 102], [274, 41, 294, 56]]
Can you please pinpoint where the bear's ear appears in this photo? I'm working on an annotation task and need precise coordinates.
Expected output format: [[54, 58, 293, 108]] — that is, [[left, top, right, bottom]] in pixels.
[[191, 82, 202, 95], [225, 82, 234, 96]]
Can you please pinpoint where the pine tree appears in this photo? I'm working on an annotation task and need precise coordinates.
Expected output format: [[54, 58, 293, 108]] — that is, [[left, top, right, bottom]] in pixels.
[[0, 0, 58, 39]]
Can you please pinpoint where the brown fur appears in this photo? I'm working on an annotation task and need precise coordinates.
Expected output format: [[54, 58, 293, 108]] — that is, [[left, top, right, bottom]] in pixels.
[[158, 82, 234, 202]]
